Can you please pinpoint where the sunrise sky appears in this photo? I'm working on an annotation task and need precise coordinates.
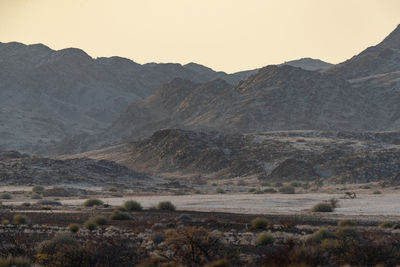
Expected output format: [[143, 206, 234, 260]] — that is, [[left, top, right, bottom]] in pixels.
[[0, 0, 399, 73]]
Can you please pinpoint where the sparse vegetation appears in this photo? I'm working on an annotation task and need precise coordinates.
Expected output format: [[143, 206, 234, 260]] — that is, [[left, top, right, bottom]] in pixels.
[[68, 223, 80, 233], [256, 233, 274, 245], [32, 185, 45, 193], [0, 255, 31, 267], [251, 217, 268, 230], [110, 210, 132, 220], [216, 188, 226, 194], [253, 189, 264, 194], [308, 228, 336, 243], [13, 214, 28, 225], [83, 198, 104, 207], [379, 221, 394, 228], [279, 185, 295, 194], [373, 190, 382, 194], [263, 188, 277, 193], [312, 202, 333, 212], [0, 193, 12, 200], [336, 226, 359, 240], [289, 181, 302, 187], [157, 201, 176, 211], [338, 219, 356, 227], [38, 200, 62, 206], [31, 193, 42, 199], [124, 200, 143, 211], [84, 220, 97, 231], [92, 215, 108, 225]]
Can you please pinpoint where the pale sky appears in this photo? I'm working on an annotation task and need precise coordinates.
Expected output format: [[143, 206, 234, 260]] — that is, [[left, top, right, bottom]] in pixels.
[[0, 0, 399, 73]]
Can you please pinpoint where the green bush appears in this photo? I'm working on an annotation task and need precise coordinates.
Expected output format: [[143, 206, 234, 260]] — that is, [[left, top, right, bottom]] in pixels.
[[13, 214, 28, 225], [157, 201, 176, 211], [290, 181, 302, 187], [124, 200, 143, 211], [31, 193, 42, 199], [312, 202, 333, 212], [256, 233, 274, 245], [110, 210, 132, 220], [263, 188, 277, 193], [0, 255, 31, 267], [0, 193, 12, 200], [38, 200, 62, 206], [279, 185, 295, 194], [37, 233, 78, 254], [32, 185, 45, 193], [216, 188, 226, 194], [92, 215, 108, 225], [338, 219, 356, 227], [309, 228, 336, 243], [83, 198, 103, 207], [115, 206, 128, 212], [251, 217, 268, 230], [336, 226, 359, 240], [84, 220, 97, 231], [68, 223, 80, 233], [379, 221, 394, 228]]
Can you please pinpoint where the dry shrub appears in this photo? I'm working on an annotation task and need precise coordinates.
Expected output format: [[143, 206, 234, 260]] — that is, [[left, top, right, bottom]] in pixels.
[[158, 226, 237, 266]]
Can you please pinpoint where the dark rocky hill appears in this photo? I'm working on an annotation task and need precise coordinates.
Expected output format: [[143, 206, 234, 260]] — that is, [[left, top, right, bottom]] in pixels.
[[70, 128, 400, 184]]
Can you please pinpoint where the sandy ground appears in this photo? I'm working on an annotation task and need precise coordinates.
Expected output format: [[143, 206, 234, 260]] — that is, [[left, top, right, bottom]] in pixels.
[[53, 193, 400, 216]]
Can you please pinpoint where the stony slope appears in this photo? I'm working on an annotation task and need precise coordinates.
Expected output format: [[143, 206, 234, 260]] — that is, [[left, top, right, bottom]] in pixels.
[[325, 24, 400, 79], [101, 65, 382, 144], [67, 128, 400, 184]]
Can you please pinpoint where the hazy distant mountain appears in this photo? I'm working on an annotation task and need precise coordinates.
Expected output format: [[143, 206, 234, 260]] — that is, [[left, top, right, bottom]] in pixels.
[[280, 58, 332, 71], [325, 24, 400, 79], [3, 24, 400, 154], [0, 42, 255, 152]]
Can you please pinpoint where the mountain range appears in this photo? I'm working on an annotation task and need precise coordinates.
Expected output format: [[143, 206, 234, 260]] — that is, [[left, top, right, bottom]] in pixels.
[[1, 24, 400, 161]]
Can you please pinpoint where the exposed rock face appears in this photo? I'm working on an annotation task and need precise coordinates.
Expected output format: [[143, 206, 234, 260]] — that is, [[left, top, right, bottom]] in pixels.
[[325, 24, 400, 79], [0, 150, 149, 187], [0, 42, 255, 152], [101, 65, 381, 147], [71, 129, 400, 183]]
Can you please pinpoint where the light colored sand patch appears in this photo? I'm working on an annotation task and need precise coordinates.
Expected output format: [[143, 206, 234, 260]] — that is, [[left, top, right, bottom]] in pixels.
[[59, 193, 400, 216]]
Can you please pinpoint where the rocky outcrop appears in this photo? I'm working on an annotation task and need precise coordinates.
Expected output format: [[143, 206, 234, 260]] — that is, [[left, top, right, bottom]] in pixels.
[[71, 129, 400, 183], [0, 151, 149, 187]]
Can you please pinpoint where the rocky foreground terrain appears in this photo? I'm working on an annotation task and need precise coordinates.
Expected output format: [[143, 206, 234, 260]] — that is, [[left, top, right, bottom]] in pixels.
[[1, 202, 400, 266], [67, 129, 400, 184]]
